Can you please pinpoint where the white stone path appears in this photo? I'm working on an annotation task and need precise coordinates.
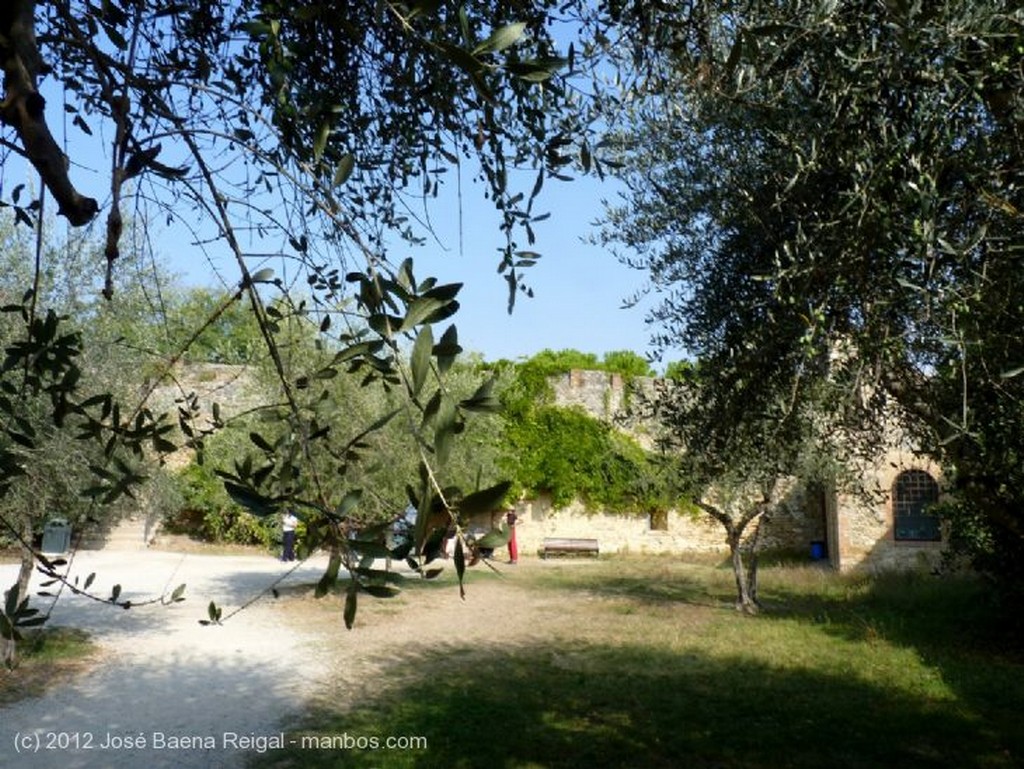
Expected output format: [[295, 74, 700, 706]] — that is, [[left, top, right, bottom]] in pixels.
[[1, 548, 332, 769]]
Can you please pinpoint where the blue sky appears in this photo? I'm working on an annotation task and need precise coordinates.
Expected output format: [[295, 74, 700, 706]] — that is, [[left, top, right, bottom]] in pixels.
[[7, 85, 677, 369], [0, 11, 690, 371], [6, 144, 671, 367], [163, 164, 667, 366], [383, 173, 667, 365], [175, 155, 667, 365]]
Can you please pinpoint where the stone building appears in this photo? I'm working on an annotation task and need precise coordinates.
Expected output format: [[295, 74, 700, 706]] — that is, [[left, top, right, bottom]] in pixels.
[[519, 369, 945, 572]]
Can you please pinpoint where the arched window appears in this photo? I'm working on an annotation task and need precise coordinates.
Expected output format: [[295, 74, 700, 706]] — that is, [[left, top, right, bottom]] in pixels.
[[893, 470, 941, 541]]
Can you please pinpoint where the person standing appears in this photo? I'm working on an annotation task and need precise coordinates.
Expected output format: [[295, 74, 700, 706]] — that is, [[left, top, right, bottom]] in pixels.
[[281, 510, 299, 562], [506, 509, 519, 565]]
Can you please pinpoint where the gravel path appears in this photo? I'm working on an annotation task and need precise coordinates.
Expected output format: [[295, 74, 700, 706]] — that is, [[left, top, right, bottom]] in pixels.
[[1, 546, 608, 769], [1, 548, 335, 769]]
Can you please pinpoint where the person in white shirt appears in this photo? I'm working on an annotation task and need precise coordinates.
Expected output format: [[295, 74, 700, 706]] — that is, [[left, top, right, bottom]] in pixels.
[[281, 510, 299, 562]]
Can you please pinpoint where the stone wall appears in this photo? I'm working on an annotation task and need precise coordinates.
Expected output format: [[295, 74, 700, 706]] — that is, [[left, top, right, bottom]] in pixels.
[[149, 364, 946, 570], [541, 371, 825, 558], [512, 494, 724, 556], [146, 362, 261, 418], [545, 368, 946, 571], [550, 369, 629, 420], [146, 363, 261, 469], [549, 369, 661, 447], [498, 485, 828, 560]]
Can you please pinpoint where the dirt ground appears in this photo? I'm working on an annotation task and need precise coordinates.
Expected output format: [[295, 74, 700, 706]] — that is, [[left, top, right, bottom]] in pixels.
[[280, 560, 606, 701], [2, 547, 340, 769]]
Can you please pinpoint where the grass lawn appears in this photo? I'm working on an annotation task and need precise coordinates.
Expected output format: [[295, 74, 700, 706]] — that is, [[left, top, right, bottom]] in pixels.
[[0, 627, 96, 705], [255, 558, 1023, 769]]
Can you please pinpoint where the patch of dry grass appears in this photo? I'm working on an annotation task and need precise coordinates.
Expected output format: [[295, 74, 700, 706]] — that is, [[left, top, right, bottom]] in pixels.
[[0, 628, 98, 706]]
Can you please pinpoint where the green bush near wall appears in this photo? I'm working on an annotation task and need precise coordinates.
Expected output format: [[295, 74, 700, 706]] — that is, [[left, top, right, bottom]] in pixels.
[[497, 351, 688, 514], [165, 463, 276, 548]]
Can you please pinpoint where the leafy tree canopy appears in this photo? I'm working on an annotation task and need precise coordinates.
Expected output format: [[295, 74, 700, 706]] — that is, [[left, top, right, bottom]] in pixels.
[[599, 0, 1024, 599], [1, 0, 603, 308], [0, 0, 617, 630]]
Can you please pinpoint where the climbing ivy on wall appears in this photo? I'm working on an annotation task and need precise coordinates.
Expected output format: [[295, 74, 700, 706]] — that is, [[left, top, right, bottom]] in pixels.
[[495, 350, 688, 513], [493, 348, 655, 419]]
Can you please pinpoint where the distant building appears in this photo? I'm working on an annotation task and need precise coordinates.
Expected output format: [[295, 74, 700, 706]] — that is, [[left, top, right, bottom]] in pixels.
[[519, 369, 944, 571]]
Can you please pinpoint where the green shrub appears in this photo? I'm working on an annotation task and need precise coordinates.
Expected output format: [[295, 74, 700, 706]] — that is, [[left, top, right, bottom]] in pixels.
[[501, 404, 683, 512], [166, 463, 275, 547], [496, 350, 691, 513]]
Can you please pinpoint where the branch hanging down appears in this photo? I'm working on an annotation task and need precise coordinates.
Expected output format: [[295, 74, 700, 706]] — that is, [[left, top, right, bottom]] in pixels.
[[0, 0, 98, 225]]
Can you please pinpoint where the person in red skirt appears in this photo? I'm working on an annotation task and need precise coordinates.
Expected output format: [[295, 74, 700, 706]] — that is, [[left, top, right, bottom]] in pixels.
[[506, 509, 519, 565]]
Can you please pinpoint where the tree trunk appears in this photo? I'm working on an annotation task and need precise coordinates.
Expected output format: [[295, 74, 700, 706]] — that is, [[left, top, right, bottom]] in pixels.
[[745, 549, 759, 608], [2, 518, 35, 668], [744, 510, 770, 609], [728, 535, 759, 615], [1, 593, 13, 668], [698, 496, 771, 615], [0, 0, 99, 225]]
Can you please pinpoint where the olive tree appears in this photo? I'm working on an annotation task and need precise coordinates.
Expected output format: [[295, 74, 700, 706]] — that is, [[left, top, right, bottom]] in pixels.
[[2, 1, 612, 629], [598, 0, 1024, 603]]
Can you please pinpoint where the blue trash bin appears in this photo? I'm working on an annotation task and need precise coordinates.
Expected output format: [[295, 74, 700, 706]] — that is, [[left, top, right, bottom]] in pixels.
[[810, 540, 826, 560]]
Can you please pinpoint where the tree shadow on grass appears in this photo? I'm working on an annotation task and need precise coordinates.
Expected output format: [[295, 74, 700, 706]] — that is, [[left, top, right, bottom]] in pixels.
[[759, 570, 1012, 654], [255, 639, 1015, 769], [756, 570, 1024, 766], [527, 561, 739, 610]]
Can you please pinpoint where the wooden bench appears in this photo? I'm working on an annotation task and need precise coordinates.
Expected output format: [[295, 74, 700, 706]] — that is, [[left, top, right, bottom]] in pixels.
[[539, 537, 600, 558]]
